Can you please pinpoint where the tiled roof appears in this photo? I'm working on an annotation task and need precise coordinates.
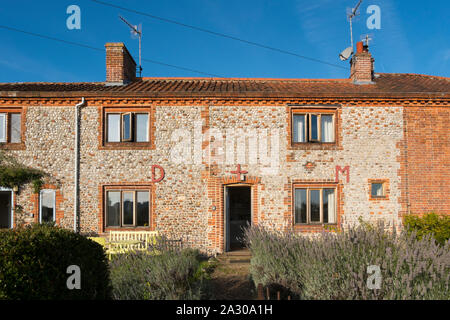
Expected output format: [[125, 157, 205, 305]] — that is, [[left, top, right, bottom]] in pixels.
[[0, 73, 448, 99]]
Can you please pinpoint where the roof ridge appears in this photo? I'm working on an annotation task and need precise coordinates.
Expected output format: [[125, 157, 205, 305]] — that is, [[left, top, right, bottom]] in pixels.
[[377, 73, 450, 81], [140, 77, 351, 82]]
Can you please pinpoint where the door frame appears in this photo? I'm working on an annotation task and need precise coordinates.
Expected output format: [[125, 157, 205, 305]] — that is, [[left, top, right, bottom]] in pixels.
[[224, 184, 252, 252], [0, 187, 14, 229]]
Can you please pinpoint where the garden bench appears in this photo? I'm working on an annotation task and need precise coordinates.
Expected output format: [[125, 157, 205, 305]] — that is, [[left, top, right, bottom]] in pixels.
[[89, 231, 160, 259]]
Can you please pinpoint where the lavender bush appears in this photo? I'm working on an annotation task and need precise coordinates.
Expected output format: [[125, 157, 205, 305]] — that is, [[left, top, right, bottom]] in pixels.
[[109, 247, 205, 300], [245, 223, 449, 300]]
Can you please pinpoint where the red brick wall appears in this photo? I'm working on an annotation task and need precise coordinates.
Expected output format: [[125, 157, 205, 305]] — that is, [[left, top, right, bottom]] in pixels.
[[105, 43, 136, 84], [401, 107, 450, 215]]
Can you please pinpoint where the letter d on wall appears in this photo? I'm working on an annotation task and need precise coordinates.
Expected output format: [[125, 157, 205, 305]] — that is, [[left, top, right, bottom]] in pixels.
[[66, 5, 81, 30], [66, 265, 81, 290]]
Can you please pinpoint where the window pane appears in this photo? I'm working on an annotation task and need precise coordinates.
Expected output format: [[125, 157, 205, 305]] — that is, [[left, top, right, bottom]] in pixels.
[[10, 114, 21, 143], [107, 191, 120, 226], [40, 190, 55, 223], [136, 191, 149, 226], [323, 189, 336, 223], [0, 114, 6, 142], [122, 113, 132, 141], [293, 115, 306, 143], [135, 114, 149, 142], [310, 115, 319, 140], [371, 183, 384, 197], [310, 190, 320, 222], [107, 114, 120, 142], [321, 115, 334, 143], [294, 189, 307, 224], [122, 192, 134, 225]]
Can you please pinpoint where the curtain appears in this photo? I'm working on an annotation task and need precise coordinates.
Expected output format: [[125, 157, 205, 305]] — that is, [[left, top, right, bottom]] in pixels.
[[293, 115, 305, 142], [321, 115, 334, 142], [107, 114, 120, 142], [326, 189, 336, 223], [0, 114, 5, 142]]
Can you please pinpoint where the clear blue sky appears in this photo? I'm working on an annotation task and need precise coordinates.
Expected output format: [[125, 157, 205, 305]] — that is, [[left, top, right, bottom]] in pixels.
[[0, 0, 449, 82]]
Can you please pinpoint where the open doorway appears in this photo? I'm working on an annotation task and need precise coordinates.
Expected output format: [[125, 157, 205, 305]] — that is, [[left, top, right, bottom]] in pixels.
[[225, 186, 251, 251], [0, 190, 13, 229]]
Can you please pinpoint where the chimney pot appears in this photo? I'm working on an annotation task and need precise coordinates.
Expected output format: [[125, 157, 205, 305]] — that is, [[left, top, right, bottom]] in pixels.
[[356, 41, 364, 53]]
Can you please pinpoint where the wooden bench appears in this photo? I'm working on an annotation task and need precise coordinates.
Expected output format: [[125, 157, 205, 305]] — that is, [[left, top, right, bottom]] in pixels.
[[89, 231, 160, 259]]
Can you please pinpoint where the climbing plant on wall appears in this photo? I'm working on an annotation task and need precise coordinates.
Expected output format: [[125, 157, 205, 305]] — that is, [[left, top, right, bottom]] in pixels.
[[0, 151, 45, 193]]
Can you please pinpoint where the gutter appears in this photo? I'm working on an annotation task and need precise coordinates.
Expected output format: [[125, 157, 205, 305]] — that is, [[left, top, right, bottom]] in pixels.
[[74, 97, 86, 233]]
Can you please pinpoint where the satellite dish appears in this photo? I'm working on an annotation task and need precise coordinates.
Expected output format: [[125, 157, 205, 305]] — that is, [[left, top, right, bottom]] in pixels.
[[339, 46, 354, 61]]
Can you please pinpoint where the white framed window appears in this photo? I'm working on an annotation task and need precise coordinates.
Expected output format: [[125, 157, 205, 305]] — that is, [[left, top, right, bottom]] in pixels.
[[106, 112, 149, 143], [294, 187, 336, 224], [0, 114, 6, 143], [292, 113, 335, 143], [39, 189, 56, 223], [371, 182, 386, 198]]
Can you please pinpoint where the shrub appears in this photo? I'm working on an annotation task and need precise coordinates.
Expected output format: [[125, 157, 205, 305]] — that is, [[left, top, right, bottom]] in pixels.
[[245, 223, 449, 300], [109, 247, 207, 300], [404, 213, 450, 245], [0, 223, 112, 300]]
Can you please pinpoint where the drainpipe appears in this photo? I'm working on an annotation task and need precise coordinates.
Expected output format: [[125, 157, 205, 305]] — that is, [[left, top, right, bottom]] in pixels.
[[74, 97, 86, 233]]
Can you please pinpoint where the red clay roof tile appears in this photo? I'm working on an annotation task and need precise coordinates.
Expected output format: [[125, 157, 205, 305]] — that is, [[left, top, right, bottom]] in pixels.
[[0, 73, 448, 99]]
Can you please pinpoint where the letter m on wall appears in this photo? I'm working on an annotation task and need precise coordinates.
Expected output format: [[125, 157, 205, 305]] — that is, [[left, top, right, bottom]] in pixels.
[[335, 166, 350, 183]]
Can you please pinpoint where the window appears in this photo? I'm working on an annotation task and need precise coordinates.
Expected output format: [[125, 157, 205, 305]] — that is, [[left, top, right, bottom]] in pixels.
[[292, 113, 335, 143], [106, 190, 150, 227], [0, 112, 22, 144], [39, 190, 55, 223], [294, 187, 336, 224], [371, 182, 385, 198], [106, 112, 149, 143]]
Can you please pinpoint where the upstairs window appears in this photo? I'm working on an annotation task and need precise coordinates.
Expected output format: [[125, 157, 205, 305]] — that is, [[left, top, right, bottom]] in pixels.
[[0, 112, 22, 144], [293, 113, 335, 143], [106, 112, 149, 143]]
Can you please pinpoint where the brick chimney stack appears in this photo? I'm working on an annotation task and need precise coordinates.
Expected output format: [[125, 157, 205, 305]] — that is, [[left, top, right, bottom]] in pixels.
[[105, 43, 137, 85], [350, 41, 375, 84]]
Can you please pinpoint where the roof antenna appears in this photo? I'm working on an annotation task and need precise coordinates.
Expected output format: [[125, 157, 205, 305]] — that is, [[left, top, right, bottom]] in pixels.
[[348, 0, 362, 49], [339, 0, 363, 61], [119, 15, 143, 77]]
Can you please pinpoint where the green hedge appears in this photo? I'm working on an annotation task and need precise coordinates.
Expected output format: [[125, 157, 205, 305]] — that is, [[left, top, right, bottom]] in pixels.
[[404, 213, 450, 245], [0, 224, 112, 300]]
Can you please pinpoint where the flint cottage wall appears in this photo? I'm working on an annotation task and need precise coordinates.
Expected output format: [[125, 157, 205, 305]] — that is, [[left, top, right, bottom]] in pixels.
[[4, 100, 431, 254]]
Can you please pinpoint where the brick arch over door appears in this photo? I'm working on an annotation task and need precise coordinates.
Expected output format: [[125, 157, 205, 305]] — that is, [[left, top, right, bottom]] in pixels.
[[205, 174, 261, 253]]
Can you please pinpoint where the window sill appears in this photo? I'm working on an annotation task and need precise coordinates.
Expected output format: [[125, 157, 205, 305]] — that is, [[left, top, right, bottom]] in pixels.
[[101, 142, 153, 150], [0, 143, 25, 150], [369, 196, 389, 201], [290, 143, 340, 150], [105, 226, 152, 231], [294, 223, 338, 233]]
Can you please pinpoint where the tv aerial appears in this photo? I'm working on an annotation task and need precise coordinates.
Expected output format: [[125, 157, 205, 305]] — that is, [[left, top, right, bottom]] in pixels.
[[339, 0, 363, 61], [119, 15, 143, 77]]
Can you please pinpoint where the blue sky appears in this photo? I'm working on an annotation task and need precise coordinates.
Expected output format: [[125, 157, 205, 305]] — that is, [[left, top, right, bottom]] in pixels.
[[0, 0, 449, 82]]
